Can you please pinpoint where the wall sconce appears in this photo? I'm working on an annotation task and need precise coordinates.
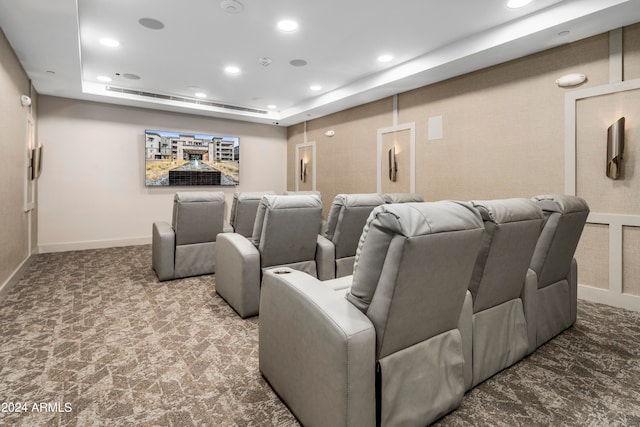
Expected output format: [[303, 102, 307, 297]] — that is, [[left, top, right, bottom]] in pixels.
[[606, 117, 625, 180], [30, 143, 43, 180], [300, 158, 307, 183], [388, 146, 398, 182]]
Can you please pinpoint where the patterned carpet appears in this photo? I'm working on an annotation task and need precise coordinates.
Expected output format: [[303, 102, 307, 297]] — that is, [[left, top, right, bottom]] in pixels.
[[0, 245, 638, 426]]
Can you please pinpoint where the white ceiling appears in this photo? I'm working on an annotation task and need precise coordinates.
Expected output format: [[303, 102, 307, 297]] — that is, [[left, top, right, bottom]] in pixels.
[[1, 0, 640, 126]]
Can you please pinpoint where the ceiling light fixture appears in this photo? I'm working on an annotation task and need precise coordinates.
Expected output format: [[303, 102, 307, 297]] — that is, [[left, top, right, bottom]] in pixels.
[[310, 85, 321, 91], [267, 104, 277, 109], [225, 65, 241, 75], [506, 0, 532, 8], [277, 20, 299, 32], [97, 75, 112, 82], [99, 38, 120, 47], [195, 92, 207, 98], [377, 54, 393, 63]]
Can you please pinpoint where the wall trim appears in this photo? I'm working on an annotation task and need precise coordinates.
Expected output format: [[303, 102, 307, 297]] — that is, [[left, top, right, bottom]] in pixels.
[[0, 254, 36, 304], [565, 77, 640, 311], [294, 141, 317, 191], [377, 123, 416, 193], [38, 236, 151, 254]]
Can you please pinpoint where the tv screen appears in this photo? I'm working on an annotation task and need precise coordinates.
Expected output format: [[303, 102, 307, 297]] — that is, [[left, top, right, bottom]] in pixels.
[[145, 129, 239, 186]]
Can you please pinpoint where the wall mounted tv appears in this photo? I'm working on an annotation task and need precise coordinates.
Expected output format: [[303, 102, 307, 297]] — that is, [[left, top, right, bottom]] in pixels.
[[145, 129, 239, 186]]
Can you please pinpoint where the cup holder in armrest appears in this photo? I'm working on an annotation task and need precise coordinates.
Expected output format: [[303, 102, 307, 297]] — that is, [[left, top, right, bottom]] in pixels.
[[273, 269, 291, 275]]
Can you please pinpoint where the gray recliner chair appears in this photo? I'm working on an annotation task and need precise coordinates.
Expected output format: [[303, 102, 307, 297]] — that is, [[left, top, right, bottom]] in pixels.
[[461, 198, 544, 389], [318, 193, 386, 279], [526, 194, 589, 353], [152, 191, 226, 281], [259, 201, 484, 427], [215, 194, 325, 318], [229, 191, 275, 237]]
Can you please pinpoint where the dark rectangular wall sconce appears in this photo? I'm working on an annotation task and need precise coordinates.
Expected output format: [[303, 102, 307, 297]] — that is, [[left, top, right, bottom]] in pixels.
[[388, 146, 398, 182], [606, 117, 625, 180], [300, 158, 307, 183], [30, 143, 43, 180]]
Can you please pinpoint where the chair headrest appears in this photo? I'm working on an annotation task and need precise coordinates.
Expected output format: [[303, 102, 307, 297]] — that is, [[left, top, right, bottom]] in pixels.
[[261, 194, 322, 210], [381, 193, 425, 204], [471, 198, 544, 224], [174, 191, 225, 203], [532, 194, 590, 215], [234, 191, 276, 202], [331, 193, 386, 208], [366, 201, 484, 238]]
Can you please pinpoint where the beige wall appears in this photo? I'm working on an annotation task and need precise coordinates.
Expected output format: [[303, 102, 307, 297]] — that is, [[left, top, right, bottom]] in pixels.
[[38, 96, 287, 252], [286, 23, 640, 307], [0, 28, 37, 291], [287, 98, 394, 217], [287, 31, 614, 203]]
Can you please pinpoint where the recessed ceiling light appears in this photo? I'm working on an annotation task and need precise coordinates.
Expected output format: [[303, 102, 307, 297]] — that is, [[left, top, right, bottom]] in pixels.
[[122, 73, 141, 80], [506, 0, 532, 8], [224, 65, 241, 75], [195, 92, 207, 98], [97, 75, 112, 82], [377, 54, 393, 63], [278, 20, 299, 32], [310, 85, 322, 91], [99, 38, 120, 47], [289, 59, 307, 67], [139, 17, 165, 30], [267, 104, 277, 109]]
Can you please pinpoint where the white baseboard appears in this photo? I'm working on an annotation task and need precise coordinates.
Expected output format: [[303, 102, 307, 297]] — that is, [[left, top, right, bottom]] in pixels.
[[0, 254, 36, 302], [578, 284, 640, 312], [38, 236, 151, 254]]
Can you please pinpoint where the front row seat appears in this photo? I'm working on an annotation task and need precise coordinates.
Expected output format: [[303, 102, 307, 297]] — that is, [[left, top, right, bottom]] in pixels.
[[152, 191, 226, 281], [259, 201, 484, 427], [215, 194, 324, 318]]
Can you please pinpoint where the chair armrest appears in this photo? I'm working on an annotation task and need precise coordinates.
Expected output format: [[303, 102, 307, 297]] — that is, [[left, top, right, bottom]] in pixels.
[[152, 222, 175, 281], [260, 268, 376, 427], [522, 268, 538, 355], [316, 234, 336, 281], [214, 233, 261, 318]]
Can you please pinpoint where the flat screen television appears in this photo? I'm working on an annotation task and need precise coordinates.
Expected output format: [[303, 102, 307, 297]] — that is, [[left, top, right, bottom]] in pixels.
[[145, 129, 239, 186]]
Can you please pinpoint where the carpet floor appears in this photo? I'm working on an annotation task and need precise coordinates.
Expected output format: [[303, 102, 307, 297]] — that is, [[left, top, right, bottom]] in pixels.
[[0, 245, 638, 426]]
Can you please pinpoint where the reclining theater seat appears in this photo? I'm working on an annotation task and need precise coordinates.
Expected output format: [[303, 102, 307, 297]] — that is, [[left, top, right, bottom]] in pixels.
[[319, 193, 386, 279], [284, 190, 325, 233], [229, 191, 275, 237], [528, 194, 589, 352], [259, 201, 485, 427], [152, 191, 226, 281], [463, 198, 544, 389], [215, 194, 323, 318]]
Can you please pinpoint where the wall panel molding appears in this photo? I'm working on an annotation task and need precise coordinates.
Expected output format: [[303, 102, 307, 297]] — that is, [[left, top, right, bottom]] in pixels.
[[565, 78, 640, 311]]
